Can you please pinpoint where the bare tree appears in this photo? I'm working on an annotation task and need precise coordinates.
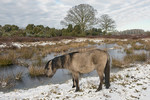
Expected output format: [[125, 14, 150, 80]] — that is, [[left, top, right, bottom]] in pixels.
[[61, 4, 97, 33], [99, 14, 116, 35]]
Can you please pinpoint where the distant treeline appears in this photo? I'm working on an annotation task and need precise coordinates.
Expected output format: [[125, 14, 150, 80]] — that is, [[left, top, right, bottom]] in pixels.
[[114, 29, 150, 35], [0, 24, 103, 37], [0, 24, 149, 37]]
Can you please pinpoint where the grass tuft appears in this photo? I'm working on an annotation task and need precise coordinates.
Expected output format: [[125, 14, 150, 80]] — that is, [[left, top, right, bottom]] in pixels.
[[112, 58, 124, 68], [17, 47, 35, 59], [0, 51, 16, 67], [28, 66, 45, 77], [124, 53, 147, 63], [15, 72, 23, 81]]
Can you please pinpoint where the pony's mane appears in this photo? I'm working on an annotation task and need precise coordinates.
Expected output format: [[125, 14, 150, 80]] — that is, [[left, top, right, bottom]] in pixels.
[[45, 60, 51, 69]]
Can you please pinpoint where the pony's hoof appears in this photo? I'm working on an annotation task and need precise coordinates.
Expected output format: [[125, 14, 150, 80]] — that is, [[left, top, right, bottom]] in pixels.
[[96, 88, 102, 92], [75, 89, 80, 92], [106, 85, 110, 89], [95, 89, 100, 92], [72, 85, 75, 88]]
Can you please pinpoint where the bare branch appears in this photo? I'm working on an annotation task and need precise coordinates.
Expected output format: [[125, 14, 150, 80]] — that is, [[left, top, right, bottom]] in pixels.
[[61, 4, 97, 33], [99, 14, 116, 34]]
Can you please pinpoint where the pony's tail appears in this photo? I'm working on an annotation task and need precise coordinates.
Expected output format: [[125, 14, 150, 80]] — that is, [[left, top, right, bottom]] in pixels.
[[104, 54, 111, 89]]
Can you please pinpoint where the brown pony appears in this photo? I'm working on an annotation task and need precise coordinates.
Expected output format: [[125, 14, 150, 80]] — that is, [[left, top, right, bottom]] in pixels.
[[45, 49, 111, 92]]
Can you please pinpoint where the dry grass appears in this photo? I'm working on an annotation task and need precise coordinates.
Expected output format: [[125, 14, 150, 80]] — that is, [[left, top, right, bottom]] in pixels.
[[112, 58, 124, 68], [147, 52, 150, 64], [116, 41, 127, 46], [85, 40, 99, 45], [41, 42, 89, 57], [1, 38, 149, 70], [129, 39, 150, 51], [137, 39, 147, 44], [110, 74, 123, 82], [131, 43, 145, 50], [0, 56, 14, 66], [28, 66, 45, 77], [124, 48, 134, 54], [145, 42, 150, 50], [17, 47, 35, 59], [110, 75, 117, 82], [15, 72, 23, 81], [0, 51, 17, 67], [103, 39, 114, 44], [112, 52, 148, 68], [115, 39, 134, 47], [0, 75, 15, 89], [124, 53, 147, 64]]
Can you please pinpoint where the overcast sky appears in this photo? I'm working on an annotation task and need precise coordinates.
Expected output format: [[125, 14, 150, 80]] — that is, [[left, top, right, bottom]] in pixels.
[[0, 0, 150, 31]]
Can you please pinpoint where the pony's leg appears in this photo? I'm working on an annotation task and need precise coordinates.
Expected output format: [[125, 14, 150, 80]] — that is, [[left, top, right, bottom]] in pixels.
[[72, 78, 76, 88], [75, 77, 80, 92], [96, 70, 104, 92], [72, 72, 80, 92]]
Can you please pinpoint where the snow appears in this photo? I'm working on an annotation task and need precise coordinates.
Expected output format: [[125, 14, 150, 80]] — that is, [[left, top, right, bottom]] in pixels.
[[0, 37, 150, 49], [0, 38, 105, 48], [0, 64, 150, 100]]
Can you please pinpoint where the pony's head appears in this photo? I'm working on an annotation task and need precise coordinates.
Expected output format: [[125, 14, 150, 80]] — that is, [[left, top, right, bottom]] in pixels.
[[45, 60, 56, 77]]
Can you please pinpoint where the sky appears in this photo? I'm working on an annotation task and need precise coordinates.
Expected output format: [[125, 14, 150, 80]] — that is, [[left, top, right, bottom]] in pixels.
[[0, 0, 150, 31]]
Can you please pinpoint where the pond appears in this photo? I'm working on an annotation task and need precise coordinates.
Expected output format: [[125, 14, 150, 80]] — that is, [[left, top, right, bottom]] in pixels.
[[0, 43, 148, 92]]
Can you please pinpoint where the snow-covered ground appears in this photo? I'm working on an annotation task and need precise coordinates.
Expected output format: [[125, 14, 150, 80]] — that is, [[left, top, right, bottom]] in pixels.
[[1, 38, 150, 49], [0, 38, 105, 48], [0, 64, 150, 100]]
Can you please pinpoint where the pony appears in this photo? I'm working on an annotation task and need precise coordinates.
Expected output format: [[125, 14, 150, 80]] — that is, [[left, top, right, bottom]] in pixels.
[[45, 49, 111, 92]]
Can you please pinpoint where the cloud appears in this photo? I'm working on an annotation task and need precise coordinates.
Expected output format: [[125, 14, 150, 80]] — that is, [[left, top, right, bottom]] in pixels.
[[0, 0, 150, 31]]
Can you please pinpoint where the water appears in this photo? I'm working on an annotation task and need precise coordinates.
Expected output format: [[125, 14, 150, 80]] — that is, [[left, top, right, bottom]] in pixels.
[[0, 43, 149, 92], [0, 65, 98, 92], [95, 44, 126, 60]]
